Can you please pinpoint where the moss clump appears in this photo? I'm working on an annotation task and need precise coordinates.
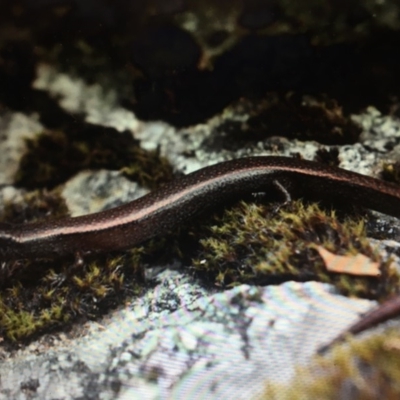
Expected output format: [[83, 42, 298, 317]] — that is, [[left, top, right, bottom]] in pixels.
[[243, 93, 361, 146], [0, 290, 68, 341], [192, 200, 399, 299], [15, 127, 173, 190], [1, 188, 68, 225], [0, 250, 145, 343], [262, 328, 400, 399]]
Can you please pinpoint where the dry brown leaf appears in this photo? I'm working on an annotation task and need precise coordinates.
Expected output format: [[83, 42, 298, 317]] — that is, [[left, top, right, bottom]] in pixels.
[[317, 246, 380, 277]]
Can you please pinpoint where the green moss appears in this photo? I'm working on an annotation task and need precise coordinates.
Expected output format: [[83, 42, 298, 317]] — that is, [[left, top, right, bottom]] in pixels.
[[0, 293, 69, 342], [192, 200, 399, 299], [0, 250, 145, 343], [262, 328, 400, 399]]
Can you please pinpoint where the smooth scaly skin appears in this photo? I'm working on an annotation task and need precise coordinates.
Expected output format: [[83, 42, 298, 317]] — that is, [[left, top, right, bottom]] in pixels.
[[1, 156, 400, 259]]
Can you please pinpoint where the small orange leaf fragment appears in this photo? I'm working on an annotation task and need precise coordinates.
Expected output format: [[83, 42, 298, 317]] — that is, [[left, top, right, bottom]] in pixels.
[[316, 246, 380, 277]]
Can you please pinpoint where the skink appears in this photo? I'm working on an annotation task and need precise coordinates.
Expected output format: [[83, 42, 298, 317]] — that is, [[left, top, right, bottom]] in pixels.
[[1, 156, 400, 260], [2, 155, 400, 343]]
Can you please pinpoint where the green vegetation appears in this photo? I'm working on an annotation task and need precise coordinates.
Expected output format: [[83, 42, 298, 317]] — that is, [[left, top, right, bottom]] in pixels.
[[192, 200, 398, 298]]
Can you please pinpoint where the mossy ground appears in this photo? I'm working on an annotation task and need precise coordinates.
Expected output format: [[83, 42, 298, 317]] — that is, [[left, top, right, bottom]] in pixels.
[[0, 252, 144, 342], [1, 173, 399, 345], [192, 199, 399, 299]]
